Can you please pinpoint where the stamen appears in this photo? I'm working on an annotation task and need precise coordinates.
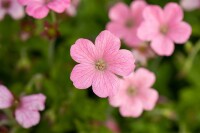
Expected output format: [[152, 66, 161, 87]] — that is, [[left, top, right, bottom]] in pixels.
[[127, 87, 136, 96], [160, 25, 168, 35], [95, 60, 106, 71], [125, 19, 134, 28]]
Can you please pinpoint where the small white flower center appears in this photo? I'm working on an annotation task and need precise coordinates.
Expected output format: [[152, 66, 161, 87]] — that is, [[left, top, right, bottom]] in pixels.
[[95, 60, 106, 71]]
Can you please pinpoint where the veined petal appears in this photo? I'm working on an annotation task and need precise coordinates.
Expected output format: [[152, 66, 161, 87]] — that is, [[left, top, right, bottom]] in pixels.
[[107, 49, 135, 77], [0, 85, 14, 109], [20, 94, 46, 111], [92, 71, 119, 98], [47, 0, 70, 13], [95, 30, 120, 59], [15, 108, 40, 128], [70, 39, 96, 63], [70, 63, 96, 89]]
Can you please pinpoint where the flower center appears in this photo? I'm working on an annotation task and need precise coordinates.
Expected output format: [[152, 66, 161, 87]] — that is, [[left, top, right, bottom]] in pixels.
[[2, 0, 11, 9], [125, 19, 134, 28], [160, 25, 168, 35], [127, 87, 136, 96], [95, 60, 106, 71]]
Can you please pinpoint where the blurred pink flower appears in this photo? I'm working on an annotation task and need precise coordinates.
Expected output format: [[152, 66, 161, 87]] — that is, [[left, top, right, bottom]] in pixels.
[[18, 0, 71, 19], [109, 68, 158, 117], [181, 0, 200, 11], [137, 3, 192, 56], [105, 118, 120, 133], [132, 42, 155, 66], [66, 0, 80, 17], [0, 85, 46, 128], [0, 0, 24, 20], [106, 1, 147, 47], [70, 30, 135, 98]]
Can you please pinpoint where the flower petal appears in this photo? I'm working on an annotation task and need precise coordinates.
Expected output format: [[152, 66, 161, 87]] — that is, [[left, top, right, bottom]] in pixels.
[[92, 71, 119, 98], [151, 35, 174, 56], [109, 2, 130, 23], [132, 68, 156, 89], [106, 22, 127, 39], [70, 63, 96, 89], [8, 0, 24, 20], [15, 108, 40, 128], [70, 39, 96, 63], [95, 30, 120, 59], [0, 9, 6, 21], [119, 98, 143, 117], [20, 94, 46, 111], [164, 3, 183, 23], [140, 89, 158, 110], [181, 0, 200, 11], [0, 85, 14, 109], [107, 49, 135, 77], [47, 0, 70, 13], [168, 22, 192, 44], [17, 0, 31, 5], [26, 1, 49, 19]]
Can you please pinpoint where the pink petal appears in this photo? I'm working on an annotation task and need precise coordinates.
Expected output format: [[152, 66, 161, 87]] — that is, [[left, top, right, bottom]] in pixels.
[[47, 0, 70, 13], [92, 71, 119, 98], [106, 22, 127, 39], [119, 98, 143, 117], [151, 35, 174, 56], [108, 79, 129, 107], [8, 0, 24, 20], [140, 89, 158, 110], [107, 49, 135, 77], [0, 9, 6, 20], [124, 29, 143, 47], [20, 94, 46, 111], [132, 68, 156, 89], [0, 85, 14, 109], [109, 2, 130, 23], [70, 63, 96, 89], [95, 30, 120, 58], [168, 22, 192, 44], [130, 0, 147, 23], [181, 0, 200, 11], [137, 21, 159, 41], [143, 5, 164, 25], [26, 2, 49, 19], [15, 108, 40, 128], [17, 0, 31, 5], [164, 3, 183, 23], [70, 39, 96, 64]]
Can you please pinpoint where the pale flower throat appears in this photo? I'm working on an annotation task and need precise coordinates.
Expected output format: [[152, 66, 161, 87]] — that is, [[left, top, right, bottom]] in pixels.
[[160, 25, 168, 35], [95, 60, 106, 71], [127, 87, 136, 96]]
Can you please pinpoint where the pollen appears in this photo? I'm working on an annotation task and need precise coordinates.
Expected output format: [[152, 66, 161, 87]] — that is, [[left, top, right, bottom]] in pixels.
[[127, 87, 136, 96], [160, 25, 168, 35], [95, 60, 106, 71]]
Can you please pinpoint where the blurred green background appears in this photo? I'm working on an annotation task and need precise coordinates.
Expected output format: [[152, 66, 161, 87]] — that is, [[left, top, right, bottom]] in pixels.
[[0, 0, 200, 132]]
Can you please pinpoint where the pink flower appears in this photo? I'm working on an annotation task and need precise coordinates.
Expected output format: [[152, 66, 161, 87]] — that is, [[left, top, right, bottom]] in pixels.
[[106, 1, 147, 47], [132, 42, 155, 66], [66, 0, 80, 17], [181, 0, 200, 11], [0, 0, 24, 20], [105, 118, 120, 133], [18, 0, 71, 19], [0, 85, 46, 128], [70, 30, 135, 98], [109, 68, 158, 117], [137, 3, 192, 56]]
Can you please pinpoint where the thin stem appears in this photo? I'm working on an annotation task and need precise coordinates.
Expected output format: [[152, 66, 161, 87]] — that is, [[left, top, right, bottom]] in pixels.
[[48, 39, 55, 67], [51, 11, 56, 23]]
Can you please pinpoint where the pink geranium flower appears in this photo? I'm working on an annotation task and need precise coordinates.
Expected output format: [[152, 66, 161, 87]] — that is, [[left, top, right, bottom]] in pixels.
[[66, 0, 80, 17], [109, 68, 158, 117], [0, 85, 46, 128], [181, 0, 200, 11], [106, 1, 147, 47], [18, 0, 71, 19], [0, 0, 24, 20], [70, 30, 135, 98], [137, 2, 192, 56]]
